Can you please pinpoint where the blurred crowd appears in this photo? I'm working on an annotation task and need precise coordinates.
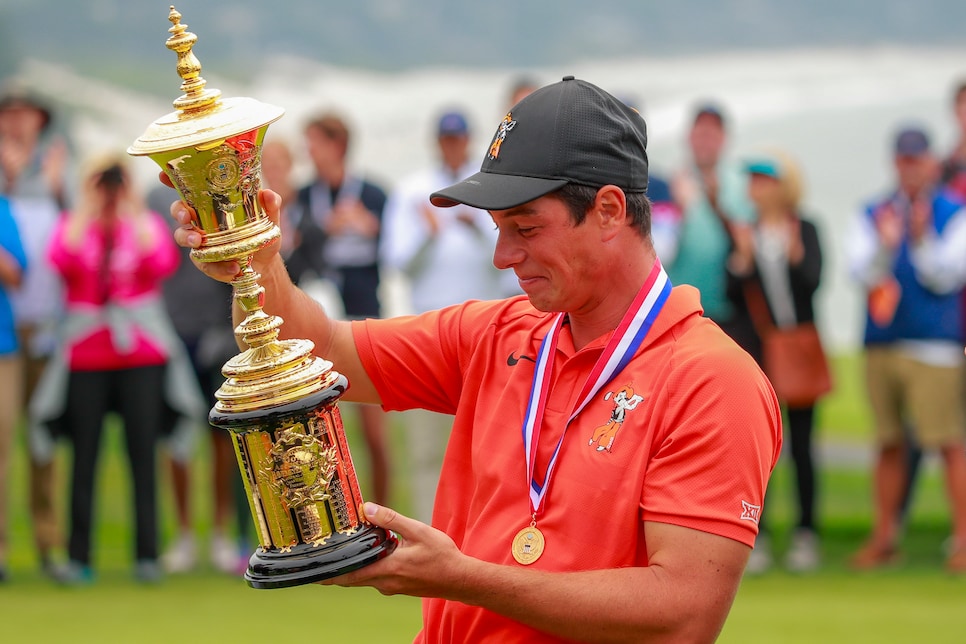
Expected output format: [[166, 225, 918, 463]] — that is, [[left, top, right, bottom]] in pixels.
[[0, 70, 965, 585]]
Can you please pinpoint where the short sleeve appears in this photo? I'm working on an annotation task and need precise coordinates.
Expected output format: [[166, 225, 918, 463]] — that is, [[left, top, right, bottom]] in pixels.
[[641, 336, 782, 547]]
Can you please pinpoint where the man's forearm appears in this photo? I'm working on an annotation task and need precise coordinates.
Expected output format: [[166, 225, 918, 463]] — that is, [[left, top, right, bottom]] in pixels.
[[453, 557, 735, 644], [444, 523, 748, 644], [231, 253, 380, 403]]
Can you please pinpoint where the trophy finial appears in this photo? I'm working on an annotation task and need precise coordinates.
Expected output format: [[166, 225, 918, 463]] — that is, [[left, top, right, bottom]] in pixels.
[[166, 5, 221, 114], [129, 7, 283, 156]]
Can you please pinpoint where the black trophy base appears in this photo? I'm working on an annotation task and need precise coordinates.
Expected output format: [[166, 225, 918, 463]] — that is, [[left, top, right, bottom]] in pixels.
[[245, 524, 397, 589]]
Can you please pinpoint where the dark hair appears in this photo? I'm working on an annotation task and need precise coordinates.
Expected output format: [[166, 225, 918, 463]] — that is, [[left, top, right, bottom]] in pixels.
[[507, 76, 540, 105], [553, 183, 651, 238], [954, 80, 966, 105], [96, 163, 125, 190], [305, 113, 351, 151]]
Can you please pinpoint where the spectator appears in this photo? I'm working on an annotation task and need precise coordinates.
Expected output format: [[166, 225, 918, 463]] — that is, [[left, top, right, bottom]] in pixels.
[[149, 183, 247, 575], [940, 80, 966, 200], [505, 76, 539, 110], [940, 81, 966, 420], [261, 137, 305, 273], [725, 151, 825, 573], [0, 195, 26, 583], [846, 126, 966, 573], [294, 112, 391, 505], [616, 94, 681, 266], [30, 154, 203, 584], [0, 85, 71, 579], [381, 109, 502, 522], [658, 103, 755, 348]]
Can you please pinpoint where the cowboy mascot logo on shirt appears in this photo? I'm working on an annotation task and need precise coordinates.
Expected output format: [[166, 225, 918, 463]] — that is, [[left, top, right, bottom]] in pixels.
[[589, 384, 643, 453]]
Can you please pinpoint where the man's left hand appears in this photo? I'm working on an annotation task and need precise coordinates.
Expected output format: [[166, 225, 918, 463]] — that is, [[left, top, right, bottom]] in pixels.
[[319, 503, 467, 599]]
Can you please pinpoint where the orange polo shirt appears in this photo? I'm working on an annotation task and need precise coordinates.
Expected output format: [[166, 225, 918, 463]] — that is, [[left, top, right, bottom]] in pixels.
[[353, 285, 782, 643]]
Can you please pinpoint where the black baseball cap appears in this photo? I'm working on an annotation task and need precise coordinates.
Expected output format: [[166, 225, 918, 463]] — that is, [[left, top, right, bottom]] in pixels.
[[430, 76, 648, 210]]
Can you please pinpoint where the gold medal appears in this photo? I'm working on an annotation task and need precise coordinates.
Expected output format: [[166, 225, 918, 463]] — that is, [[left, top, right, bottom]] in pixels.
[[511, 525, 546, 565]]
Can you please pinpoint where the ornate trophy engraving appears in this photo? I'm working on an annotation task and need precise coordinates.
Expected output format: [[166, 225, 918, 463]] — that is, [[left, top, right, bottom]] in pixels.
[[128, 6, 396, 588]]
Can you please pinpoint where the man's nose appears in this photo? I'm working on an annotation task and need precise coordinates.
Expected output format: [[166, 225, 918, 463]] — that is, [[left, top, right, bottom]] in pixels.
[[492, 230, 521, 270]]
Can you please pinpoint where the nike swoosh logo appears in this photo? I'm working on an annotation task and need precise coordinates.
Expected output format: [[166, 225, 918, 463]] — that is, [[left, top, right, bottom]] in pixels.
[[507, 352, 536, 366]]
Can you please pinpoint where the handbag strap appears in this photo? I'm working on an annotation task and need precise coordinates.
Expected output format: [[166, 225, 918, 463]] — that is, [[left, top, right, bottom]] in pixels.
[[742, 280, 777, 338], [707, 185, 736, 244]]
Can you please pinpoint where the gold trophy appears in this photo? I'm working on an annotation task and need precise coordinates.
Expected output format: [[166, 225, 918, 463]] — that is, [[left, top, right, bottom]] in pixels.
[[128, 6, 396, 589]]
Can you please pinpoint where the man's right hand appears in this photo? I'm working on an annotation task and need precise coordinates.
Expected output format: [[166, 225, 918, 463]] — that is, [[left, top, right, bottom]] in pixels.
[[164, 171, 284, 282], [163, 171, 383, 405]]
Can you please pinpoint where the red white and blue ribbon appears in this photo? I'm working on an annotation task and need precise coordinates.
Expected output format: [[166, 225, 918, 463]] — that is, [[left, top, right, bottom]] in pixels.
[[522, 261, 672, 515]]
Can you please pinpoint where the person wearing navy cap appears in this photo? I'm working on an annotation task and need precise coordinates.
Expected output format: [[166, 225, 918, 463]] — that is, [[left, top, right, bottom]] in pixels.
[[847, 124, 966, 573], [169, 77, 781, 641], [381, 108, 503, 524], [436, 111, 468, 137]]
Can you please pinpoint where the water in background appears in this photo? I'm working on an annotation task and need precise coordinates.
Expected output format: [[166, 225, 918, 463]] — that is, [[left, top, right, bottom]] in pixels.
[[38, 46, 966, 351]]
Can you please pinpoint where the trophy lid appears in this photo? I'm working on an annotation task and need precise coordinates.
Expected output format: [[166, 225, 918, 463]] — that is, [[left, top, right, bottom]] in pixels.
[[128, 6, 283, 156]]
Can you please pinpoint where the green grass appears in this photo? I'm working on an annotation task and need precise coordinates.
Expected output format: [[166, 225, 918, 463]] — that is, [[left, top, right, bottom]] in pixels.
[[2, 409, 424, 643], [725, 571, 966, 644], [2, 353, 963, 643], [818, 351, 875, 443]]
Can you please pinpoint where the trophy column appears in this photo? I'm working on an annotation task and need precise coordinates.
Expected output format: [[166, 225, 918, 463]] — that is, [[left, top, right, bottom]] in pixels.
[[128, 6, 396, 589]]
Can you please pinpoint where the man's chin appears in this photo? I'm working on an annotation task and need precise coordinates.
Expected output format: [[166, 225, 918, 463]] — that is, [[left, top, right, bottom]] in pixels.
[[521, 291, 555, 313]]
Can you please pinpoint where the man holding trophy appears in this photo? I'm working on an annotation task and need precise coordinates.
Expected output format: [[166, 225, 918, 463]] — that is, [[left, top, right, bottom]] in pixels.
[[167, 72, 781, 641]]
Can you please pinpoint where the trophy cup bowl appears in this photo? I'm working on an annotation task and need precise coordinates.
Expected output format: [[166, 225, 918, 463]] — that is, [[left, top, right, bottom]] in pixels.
[[128, 6, 396, 589]]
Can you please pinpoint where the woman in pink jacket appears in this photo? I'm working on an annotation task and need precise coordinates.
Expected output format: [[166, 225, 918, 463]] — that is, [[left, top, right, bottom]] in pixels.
[[32, 155, 202, 584]]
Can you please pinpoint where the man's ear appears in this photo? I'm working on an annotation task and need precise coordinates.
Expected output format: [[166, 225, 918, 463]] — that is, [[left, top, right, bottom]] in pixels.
[[593, 185, 628, 240]]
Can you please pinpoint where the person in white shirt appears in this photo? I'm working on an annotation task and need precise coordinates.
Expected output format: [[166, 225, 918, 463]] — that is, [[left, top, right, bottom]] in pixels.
[[381, 110, 503, 522]]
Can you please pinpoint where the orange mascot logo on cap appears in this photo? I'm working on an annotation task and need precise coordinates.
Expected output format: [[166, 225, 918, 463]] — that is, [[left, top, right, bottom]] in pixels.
[[488, 112, 516, 160]]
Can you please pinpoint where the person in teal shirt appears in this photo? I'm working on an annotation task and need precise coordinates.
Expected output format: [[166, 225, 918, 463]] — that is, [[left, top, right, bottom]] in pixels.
[[653, 104, 754, 340]]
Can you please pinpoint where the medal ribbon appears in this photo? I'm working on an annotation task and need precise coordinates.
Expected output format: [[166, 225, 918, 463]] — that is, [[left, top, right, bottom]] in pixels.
[[521, 261, 672, 516]]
